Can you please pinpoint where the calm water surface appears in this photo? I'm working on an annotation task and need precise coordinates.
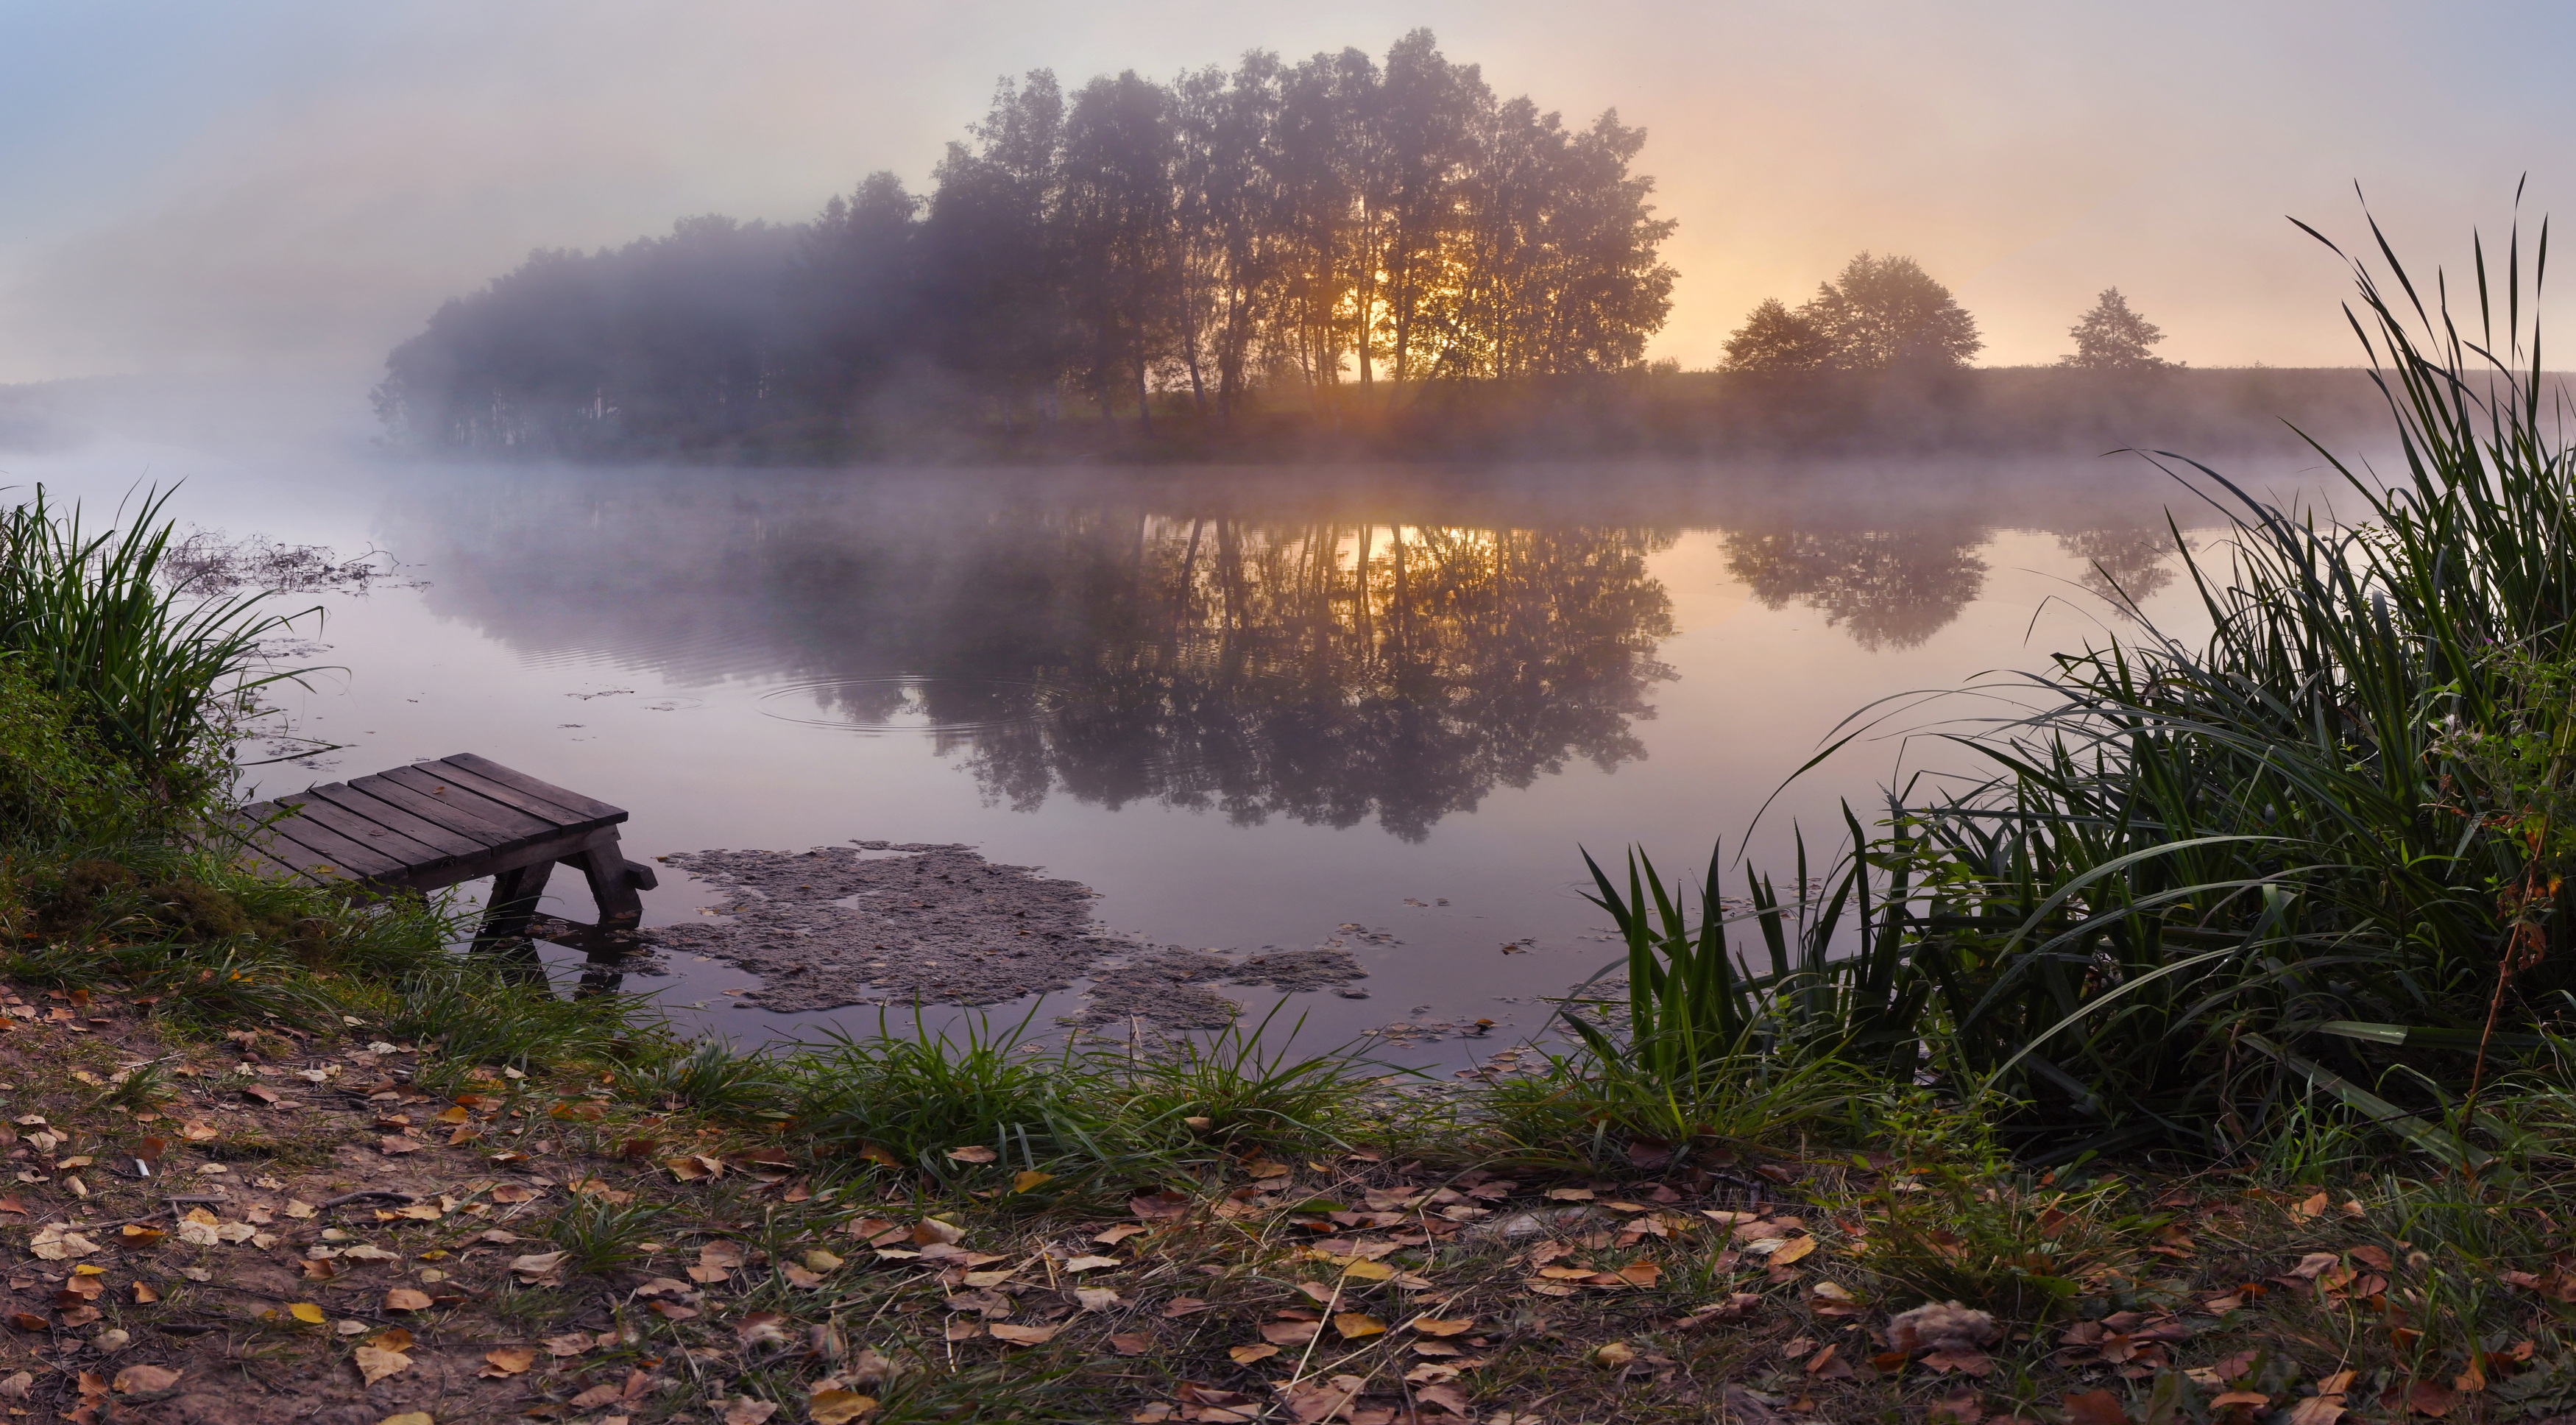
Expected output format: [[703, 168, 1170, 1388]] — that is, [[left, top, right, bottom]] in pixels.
[[8, 442, 2340, 1066]]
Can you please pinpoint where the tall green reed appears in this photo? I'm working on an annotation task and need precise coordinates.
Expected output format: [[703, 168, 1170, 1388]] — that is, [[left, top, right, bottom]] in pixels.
[[0, 486, 314, 792], [1576, 204, 2576, 1165]]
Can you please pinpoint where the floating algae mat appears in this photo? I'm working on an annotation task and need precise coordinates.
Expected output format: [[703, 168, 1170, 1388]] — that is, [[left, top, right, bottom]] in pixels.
[[640, 841, 1367, 1030]]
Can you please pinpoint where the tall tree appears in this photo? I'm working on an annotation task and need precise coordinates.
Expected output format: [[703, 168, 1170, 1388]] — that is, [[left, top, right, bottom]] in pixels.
[[1060, 71, 1178, 423], [2061, 287, 2169, 369], [1801, 252, 1981, 372], [918, 71, 1069, 415]]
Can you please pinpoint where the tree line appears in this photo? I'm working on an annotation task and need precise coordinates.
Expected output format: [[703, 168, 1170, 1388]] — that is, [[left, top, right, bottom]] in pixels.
[[374, 30, 1681, 456], [1719, 254, 2170, 375]]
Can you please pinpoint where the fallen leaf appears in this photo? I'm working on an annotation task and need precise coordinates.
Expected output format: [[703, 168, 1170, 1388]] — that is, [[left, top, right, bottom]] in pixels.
[[1096, 1223, 1150, 1246], [382, 1288, 432, 1312], [2294, 1191, 2329, 1218], [1415, 1382, 1473, 1417], [289, 1303, 325, 1325], [2212, 1392, 2271, 1409], [1231, 1343, 1281, 1365], [1076, 1287, 1123, 1312], [369, 1329, 414, 1352], [1334, 1312, 1386, 1339], [2287, 1397, 2347, 1425], [1595, 1341, 1636, 1367], [737, 1311, 790, 1348], [353, 1346, 411, 1385], [1064, 1255, 1122, 1273], [481, 1346, 537, 1376], [110, 1365, 180, 1394], [2409, 1382, 2458, 1417], [1767, 1236, 1816, 1266], [508, 1252, 567, 1277], [1013, 1170, 1055, 1194], [1409, 1317, 1476, 1336], [1108, 1333, 1152, 1355], [946, 1145, 998, 1164], [721, 1398, 779, 1425], [809, 1390, 878, 1424], [545, 1332, 598, 1356], [989, 1323, 1060, 1346], [2060, 1389, 2128, 1425]]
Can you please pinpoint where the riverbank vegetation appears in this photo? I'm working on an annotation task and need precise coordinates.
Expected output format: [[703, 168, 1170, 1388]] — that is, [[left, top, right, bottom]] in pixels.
[[22, 222, 2576, 1418]]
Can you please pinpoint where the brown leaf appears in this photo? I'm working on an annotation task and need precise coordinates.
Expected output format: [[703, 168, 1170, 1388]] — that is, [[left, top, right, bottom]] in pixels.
[[1108, 1333, 1152, 1356], [369, 1328, 414, 1352], [1333, 1312, 1386, 1339], [1230, 1343, 1281, 1365], [736, 1311, 790, 1348], [945, 1145, 998, 1164], [989, 1323, 1060, 1346], [382, 1288, 432, 1312], [1095, 1223, 1150, 1246], [1415, 1382, 1473, 1416], [1260, 1321, 1322, 1346], [479, 1346, 537, 1377], [2059, 1389, 2130, 1425], [1766, 1236, 1816, 1266], [721, 1399, 779, 1425], [352, 1346, 411, 1385], [1130, 1191, 1190, 1220], [110, 1365, 180, 1395], [2409, 1382, 2458, 1417], [1407, 1316, 1476, 1336]]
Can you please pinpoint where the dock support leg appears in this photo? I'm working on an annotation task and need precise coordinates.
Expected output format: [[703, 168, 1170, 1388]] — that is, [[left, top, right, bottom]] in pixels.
[[476, 860, 553, 947], [567, 837, 646, 930]]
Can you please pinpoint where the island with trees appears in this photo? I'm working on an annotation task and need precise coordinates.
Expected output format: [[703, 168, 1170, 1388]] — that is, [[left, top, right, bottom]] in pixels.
[[369, 32, 2388, 464]]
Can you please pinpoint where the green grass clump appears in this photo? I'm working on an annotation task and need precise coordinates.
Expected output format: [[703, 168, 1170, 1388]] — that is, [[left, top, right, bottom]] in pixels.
[[782, 1009, 1112, 1180], [0, 486, 313, 795], [542, 1195, 669, 1275], [615, 1037, 788, 1117]]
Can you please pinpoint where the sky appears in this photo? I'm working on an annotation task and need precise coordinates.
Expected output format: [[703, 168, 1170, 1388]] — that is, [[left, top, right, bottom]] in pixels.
[[1, 0, 2572, 388]]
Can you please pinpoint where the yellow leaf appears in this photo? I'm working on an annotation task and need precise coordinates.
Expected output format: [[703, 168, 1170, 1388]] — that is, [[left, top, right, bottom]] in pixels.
[[289, 1303, 325, 1324], [1013, 1170, 1055, 1194], [809, 1390, 878, 1424], [1333, 1312, 1387, 1339], [1769, 1236, 1817, 1266], [1339, 1259, 1397, 1281], [480, 1346, 535, 1377]]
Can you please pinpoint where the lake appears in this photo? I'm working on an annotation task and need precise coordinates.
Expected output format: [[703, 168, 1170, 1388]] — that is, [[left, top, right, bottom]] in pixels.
[[6, 440, 2343, 1068]]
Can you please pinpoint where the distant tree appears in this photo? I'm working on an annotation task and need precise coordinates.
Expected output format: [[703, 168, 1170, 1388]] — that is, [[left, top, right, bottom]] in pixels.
[[1720, 297, 1833, 372], [1802, 252, 1981, 372], [2061, 288, 2168, 369]]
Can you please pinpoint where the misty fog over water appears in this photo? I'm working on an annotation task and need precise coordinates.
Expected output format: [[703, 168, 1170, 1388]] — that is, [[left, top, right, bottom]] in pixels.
[[0, 439, 2363, 1064]]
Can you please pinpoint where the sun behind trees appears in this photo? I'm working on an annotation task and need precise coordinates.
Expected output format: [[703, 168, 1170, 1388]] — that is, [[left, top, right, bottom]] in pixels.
[[372, 30, 1680, 458]]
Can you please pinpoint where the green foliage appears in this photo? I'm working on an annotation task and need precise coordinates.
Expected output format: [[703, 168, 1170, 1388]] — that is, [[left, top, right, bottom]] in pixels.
[[542, 1195, 669, 1275], [783, 1010, 1113, 1179], [0, 655, 137, 844], [615, 1038, 788, 1117], [1853, 1164, 2150, 1323], [1099, 1006, 1404, 1154], [0, 487, 314, 792]]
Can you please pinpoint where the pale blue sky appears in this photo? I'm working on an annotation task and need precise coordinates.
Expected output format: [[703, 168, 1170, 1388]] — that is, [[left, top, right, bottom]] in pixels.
[[1, 0, 2569, 381]]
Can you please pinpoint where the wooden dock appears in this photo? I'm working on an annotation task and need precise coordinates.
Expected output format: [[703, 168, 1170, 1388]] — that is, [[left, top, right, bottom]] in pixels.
[[227, 752, 655, 942]]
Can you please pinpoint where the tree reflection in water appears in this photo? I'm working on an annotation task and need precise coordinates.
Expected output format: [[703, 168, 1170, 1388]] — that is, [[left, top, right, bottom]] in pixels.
[[386, 467, 2187, 841], [935, 520, 1679, 841], [1722, 527, 1990, 651]]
